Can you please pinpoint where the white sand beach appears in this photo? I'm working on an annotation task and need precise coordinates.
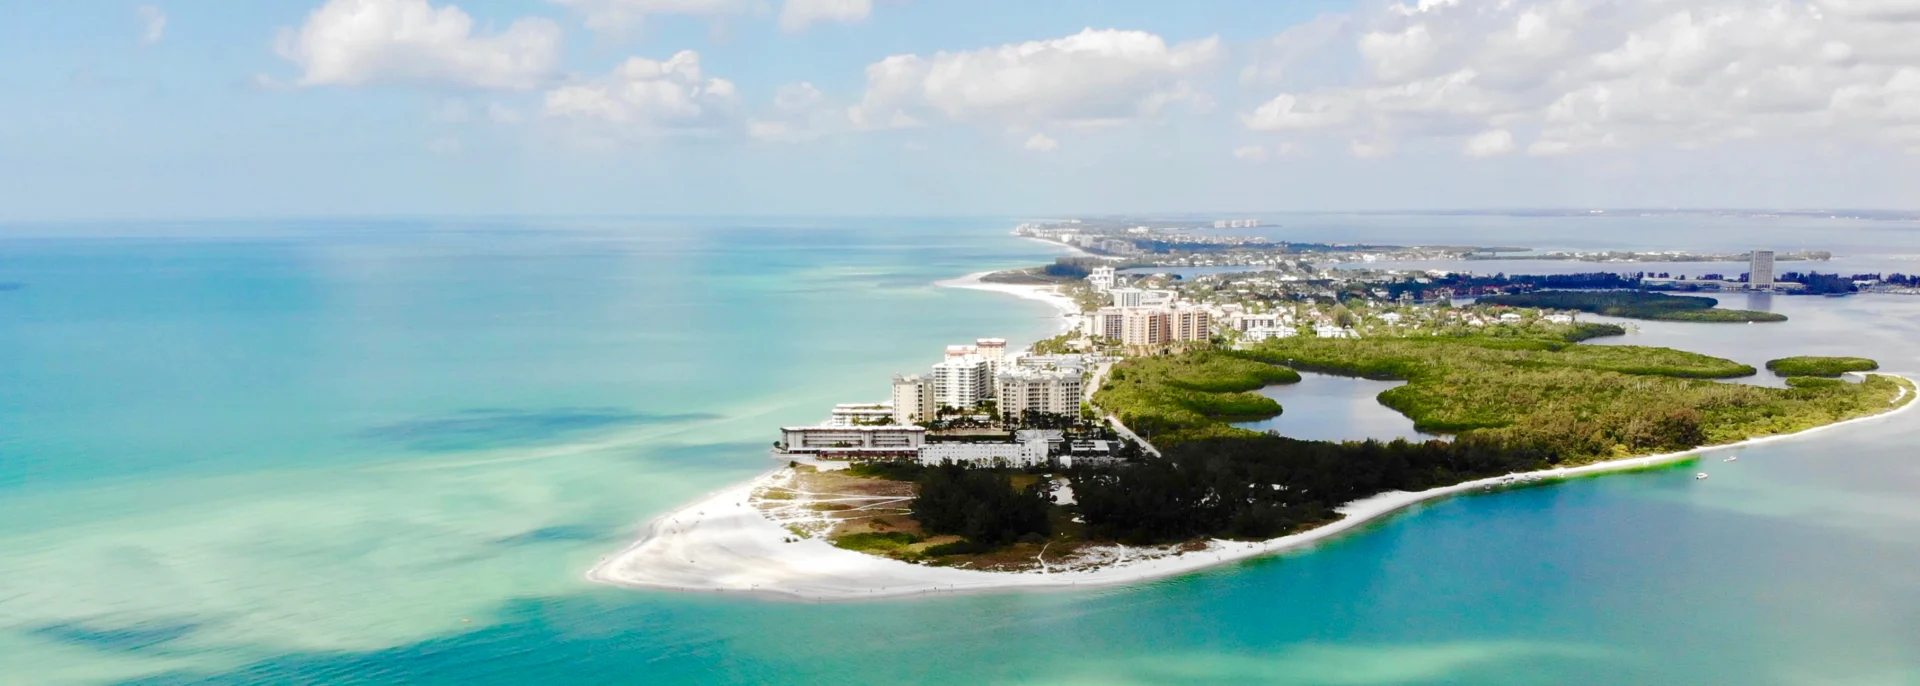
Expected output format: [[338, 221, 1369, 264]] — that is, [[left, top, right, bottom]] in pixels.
[[588, 377, 1914, 602], [935, 270, 1081, 334]]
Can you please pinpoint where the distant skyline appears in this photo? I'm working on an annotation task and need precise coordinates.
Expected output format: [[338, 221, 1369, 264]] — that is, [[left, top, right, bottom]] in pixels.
[[4, 0, 1919, 221]]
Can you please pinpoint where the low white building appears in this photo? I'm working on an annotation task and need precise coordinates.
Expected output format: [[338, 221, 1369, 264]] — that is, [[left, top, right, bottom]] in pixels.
[[1314, 324, 1357, 339], [780, 425, 926, 455], [918, 432, 1052, 467], [1243, 325, 1297, 342]]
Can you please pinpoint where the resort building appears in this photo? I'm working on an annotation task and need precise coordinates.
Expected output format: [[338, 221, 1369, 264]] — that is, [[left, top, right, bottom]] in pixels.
[[1109, 288, 1177, 309], [1084, 307, 1127, 340], [1172, 306, 1212, 342], [890, 374, 936, 425], [779, 425, 926, 455], [995, 368, 1085, 417], [1120, 308, 1172, 346], [827, 403, 894, 426], [1751, 249, 1776, 290], [1242, 325, 1297, 342], [1087, 266, 1116, 291], [918, 431, 1055, 467], [975, 338, 1008, 377], [932, 354, 994, 410]]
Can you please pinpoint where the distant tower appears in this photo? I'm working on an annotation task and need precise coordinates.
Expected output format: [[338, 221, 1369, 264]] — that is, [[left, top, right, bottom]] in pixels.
[[1750, 250, 1776, 290]]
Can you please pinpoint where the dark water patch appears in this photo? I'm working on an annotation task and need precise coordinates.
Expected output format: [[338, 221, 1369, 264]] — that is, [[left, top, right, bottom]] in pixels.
[[0, 282, 22, 291], [362, 408, 717, 452], [493, 524, 607, 546], [33, 618, 200, 653]]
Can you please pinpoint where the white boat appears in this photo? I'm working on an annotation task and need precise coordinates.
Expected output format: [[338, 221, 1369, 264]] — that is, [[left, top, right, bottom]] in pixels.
[[1695, 472, 1710, 480], [1724, 455, 1738, 462]]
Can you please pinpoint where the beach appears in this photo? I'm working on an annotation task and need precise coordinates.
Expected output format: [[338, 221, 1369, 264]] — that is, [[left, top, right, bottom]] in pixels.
[[935, 270, 1081, 334]]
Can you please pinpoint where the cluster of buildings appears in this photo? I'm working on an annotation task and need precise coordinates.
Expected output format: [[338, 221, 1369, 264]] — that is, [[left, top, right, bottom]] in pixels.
[[1081, 273, 1214, 347], [778, 338, 1098, 467], [1212, 218, 1262, 229]]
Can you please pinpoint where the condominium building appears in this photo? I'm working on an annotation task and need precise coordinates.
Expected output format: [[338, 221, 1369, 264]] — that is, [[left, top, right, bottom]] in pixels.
[[1121, 308, 1172, 346], [1172, 307, 1212, 342], [996, 368, 1085, 418], [932, 355, 993, 410], [1083, 307, 1126, 340], [1109, 288, 1176, 309], [1087, 266, 1116, 291], [1750, 249, 1775, 290], [975, 338, 1008, 377], [890, 374, 936, 425]]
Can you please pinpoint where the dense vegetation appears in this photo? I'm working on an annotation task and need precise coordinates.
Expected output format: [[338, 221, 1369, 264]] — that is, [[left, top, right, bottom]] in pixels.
[[1091, 350, 1301, 444], [1066, 338, 1908, 543], [909, 461, 1053, 553], [1476, 290, 1787, 322], [1766, 356, 1879, 377]]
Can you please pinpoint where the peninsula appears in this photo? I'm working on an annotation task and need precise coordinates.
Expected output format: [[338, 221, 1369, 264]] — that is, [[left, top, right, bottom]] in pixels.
[[589, 241, 1916, 601]]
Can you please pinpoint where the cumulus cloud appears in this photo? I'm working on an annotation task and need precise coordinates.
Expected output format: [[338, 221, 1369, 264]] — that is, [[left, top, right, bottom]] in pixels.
[[779, 0, 870, 32], [1462, 128, 1515, 157], [1024, 132, 1060, 152], [1350, 138, 1394, 159], [1240, 0, 1920, 154], [747, 82, 843, 141], [1232, 145, 1269, 162], [551, 0, 745, 33], [278, 0, 561, 89], [848, 28, 1222, 133], [137, 5, 167, 46], [543, 50, 740, 132]]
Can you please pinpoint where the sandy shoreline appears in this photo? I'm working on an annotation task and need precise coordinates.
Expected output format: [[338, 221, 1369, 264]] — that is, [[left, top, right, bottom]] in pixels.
[[935, 270, 1081, 334]]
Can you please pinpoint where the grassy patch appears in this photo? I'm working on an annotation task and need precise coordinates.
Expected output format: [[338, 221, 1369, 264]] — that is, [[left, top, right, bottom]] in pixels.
[[1093, 350, 1299, 445], [1767, 356, 1879, 377], [831, 531, 924, 553]]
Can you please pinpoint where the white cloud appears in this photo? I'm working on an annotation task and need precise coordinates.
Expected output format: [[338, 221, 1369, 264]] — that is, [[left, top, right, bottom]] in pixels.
[[543, 50, 740, 131], [1024, 132, 1060, 152], [550, 0, 745, 34], [779, 0, 871, 32], [1232, 145, 1268, 162], [746, 82, 843, 141], [849, 28, 1222, 131], [137, 5, 167, 46], [1462, 128, 1515, 157], [1239, 0, 1920, 155], [1350, 138, 1394, 159], [277, 0, 562, 89]]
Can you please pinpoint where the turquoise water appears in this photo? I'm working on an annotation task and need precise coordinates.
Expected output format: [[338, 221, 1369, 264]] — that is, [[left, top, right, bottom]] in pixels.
[[4, 216, 1920, 685]]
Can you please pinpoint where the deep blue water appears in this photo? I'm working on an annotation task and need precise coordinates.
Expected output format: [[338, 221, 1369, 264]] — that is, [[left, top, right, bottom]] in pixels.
[[4, 215, 1919, 685]]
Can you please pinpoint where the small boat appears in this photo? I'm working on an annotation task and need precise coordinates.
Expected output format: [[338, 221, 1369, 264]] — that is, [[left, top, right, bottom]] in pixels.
[[1695, 472, 1710, 480], [1724, 455, 1738, 462]]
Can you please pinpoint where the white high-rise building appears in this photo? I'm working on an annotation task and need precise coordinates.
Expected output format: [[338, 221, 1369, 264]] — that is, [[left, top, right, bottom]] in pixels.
[[996, 368, 1085, 418], [932, 355, 993, 410], [1750, 250, 1776, 290], [890, 374, 936, 425], [1109, 288, 1176, 309], [1087, 266, 1117, 291]]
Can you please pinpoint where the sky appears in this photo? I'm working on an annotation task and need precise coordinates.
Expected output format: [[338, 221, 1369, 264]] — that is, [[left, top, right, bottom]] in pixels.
[[2, 0, 1919, 221]]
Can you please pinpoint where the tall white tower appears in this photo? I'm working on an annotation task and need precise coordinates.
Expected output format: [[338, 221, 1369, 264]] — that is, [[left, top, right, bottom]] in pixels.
[[1750, 250, 1775, 290]]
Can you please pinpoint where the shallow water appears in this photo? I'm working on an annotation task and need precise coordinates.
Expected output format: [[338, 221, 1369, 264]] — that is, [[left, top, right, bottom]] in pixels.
[[1233, 373, 1444, 444], [4, 215, 1920, 685]]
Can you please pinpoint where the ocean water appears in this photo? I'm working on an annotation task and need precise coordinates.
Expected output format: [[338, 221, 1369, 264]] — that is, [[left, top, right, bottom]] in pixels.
[[3, 215, 1919, 685]]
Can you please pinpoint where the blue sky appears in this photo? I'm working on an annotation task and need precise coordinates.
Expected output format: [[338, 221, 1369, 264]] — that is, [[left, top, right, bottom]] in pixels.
[[3, 0, 1918, 220]]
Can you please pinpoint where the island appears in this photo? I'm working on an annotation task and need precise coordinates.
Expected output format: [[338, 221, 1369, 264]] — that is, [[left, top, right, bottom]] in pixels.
[[1766, 356, 1881, 378], [587, 241, 1916, 601], [1475, 291, 1787, 323]]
